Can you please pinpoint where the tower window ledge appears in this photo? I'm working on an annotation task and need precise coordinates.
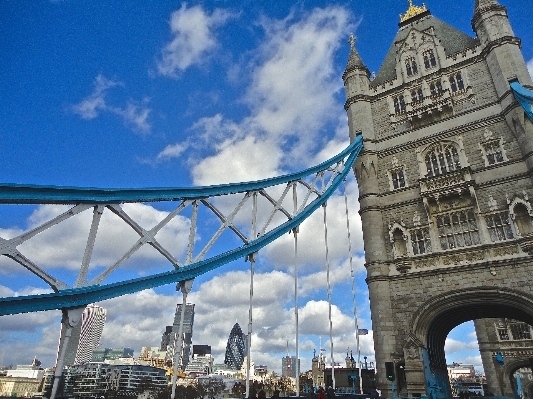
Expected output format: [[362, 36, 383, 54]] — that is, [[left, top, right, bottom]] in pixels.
[[451, 87, 475, 103], [419, 167, 474, 196], [405, 96, 453, 121]]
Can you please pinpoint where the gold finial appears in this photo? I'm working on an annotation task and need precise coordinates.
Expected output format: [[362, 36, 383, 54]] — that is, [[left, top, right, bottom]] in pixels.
[[400, 0, 428, 22]]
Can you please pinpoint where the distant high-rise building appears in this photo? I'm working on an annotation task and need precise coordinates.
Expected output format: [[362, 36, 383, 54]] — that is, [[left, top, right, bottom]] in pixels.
[[75, 305, 107, 364], [160, 326, 173, 351], [166, 303, 195, 370], [282, 355, 300, 378], [193, 345, 211, 356], [224, 323, 246, 370], [58, 304, 107, 366]]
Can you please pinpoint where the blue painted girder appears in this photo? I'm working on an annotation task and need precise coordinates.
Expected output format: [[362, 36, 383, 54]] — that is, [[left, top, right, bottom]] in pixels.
[[510, 80, 533, 123], [0, 135, 363, 315]]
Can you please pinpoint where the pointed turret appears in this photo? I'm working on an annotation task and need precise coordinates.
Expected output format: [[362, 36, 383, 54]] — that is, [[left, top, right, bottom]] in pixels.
[[343, 33, 370, 103], [471, 0, 511, 45], [344, 33, 369, 76], [471, 0, 532, 94]]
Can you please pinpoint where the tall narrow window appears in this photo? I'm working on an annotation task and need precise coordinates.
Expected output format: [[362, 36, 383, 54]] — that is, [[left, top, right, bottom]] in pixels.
[[485, 212, 514, 242], [424, 144, 461, 177], [450, 72, 465, 93], [436, 209, 480, 250], [393, 96, 406, 114], [483, 140, 505, 165], [449, 76, 457, 92], [497, 328, 510, 341], [456, 73, 465, 90], [423, 50, 437, 69], [405, 57, 418, 77], [410, 228, 431, 255], [391, 170, 406, 189]]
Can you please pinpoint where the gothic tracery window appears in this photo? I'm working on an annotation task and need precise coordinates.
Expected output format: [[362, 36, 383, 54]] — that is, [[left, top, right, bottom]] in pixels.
[[410, 228, 431, 255], [436, 209, 480, 250], [423, 50, 437, 69], [509, 322, 532, 340], [411, 88, 424, 103], [394, 95, 406, 114], [424, 144, 461, 177], [449, 72, 465, 93], [405, 57, 418, 77], [430, 81, 443, 97], [485, 212, 514, 242], [391, 169, 406, 189]]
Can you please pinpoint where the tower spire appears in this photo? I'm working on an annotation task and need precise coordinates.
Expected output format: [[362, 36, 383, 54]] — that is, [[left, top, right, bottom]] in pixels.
[[344, 33, 368, 76]]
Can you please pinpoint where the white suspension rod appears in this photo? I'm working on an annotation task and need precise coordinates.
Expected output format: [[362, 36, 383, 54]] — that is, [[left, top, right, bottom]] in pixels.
[[293, 183, 300, 397], [343, 179, 362, 394], [322, 203, 335, 390], [246, 192, 258, 399]]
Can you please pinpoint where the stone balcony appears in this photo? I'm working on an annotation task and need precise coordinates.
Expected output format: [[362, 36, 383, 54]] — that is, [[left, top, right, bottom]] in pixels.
[[419, 167, 475, 200]]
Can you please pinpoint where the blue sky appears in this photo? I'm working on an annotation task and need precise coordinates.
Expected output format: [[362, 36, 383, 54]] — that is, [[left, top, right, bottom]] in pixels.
[[1, 0, 532, 375]]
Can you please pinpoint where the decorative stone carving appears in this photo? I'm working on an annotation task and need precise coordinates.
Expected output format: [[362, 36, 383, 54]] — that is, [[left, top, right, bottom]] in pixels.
[[488, 195, 498, 211], [492, 245, 519, 258], [414, 258, 437, 269], [442, 250, 485, 265], [413, 211, 421, 226]]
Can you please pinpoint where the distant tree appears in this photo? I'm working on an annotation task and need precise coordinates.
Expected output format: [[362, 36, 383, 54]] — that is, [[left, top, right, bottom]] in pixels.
[[277, 376, 293, 396], [232, 381, 245, 397], [197, 378, 226, 399], [174, 384, 198, 399]]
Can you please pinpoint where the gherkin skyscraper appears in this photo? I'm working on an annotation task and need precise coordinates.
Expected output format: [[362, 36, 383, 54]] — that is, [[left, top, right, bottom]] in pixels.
[[224, 323, 246, 370]]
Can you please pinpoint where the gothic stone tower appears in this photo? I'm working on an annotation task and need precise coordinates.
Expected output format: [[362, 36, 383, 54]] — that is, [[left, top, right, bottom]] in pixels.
[[343, 0, 533, 397]]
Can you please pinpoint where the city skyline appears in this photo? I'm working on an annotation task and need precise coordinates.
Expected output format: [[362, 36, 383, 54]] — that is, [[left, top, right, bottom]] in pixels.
[[1, 0, 532, 376]]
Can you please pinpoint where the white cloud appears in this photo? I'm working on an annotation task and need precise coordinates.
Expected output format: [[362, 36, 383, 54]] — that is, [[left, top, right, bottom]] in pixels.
[[72, 75, 152, 134], [159, 6, 353, 184], [72, 75, 120, 119], [192, 135, 283, 185], [158, 4, 233, 76], [444, 337, 479, 354], [157, 141, 190, 161]]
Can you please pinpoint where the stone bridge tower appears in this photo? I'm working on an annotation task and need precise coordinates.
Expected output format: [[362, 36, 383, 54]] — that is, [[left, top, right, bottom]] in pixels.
[[343, 0, 533, 397]]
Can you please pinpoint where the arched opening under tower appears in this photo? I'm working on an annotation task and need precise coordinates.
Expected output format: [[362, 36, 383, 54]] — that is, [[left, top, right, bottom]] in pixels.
[[409, 287, 533, 399]]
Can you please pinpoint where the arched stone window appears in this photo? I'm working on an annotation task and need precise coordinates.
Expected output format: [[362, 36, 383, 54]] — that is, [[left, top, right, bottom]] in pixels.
[[394, 95, 406, 114], [513, 203, 533, 237], [424, 143, 461, 177], [405, 57, 418, 77], [423, 49, 437, 69], [392, 228, 408, 258], [449, 72, 465, 93]]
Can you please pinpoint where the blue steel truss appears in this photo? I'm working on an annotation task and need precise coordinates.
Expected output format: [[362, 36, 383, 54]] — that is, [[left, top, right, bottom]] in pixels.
[[0, 135, 363, 316], [511, 81, 533, 123]]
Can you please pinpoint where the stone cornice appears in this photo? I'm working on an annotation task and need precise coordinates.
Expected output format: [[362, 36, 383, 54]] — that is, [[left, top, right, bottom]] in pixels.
[[368, 55, 483, 98], [366, 254, 528, 284], [480, 36, 522, 58], [376, 114, 502, 157], [344, 94, 374, 110]]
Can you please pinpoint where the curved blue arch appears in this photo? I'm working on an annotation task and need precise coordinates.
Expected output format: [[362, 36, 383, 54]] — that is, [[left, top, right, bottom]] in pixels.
[[0, 135, 363, 316], [0, 137, 361, 204]]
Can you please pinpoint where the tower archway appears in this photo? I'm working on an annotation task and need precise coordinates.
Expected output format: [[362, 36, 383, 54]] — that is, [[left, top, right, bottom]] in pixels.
[[408, 288, 533, 398]]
